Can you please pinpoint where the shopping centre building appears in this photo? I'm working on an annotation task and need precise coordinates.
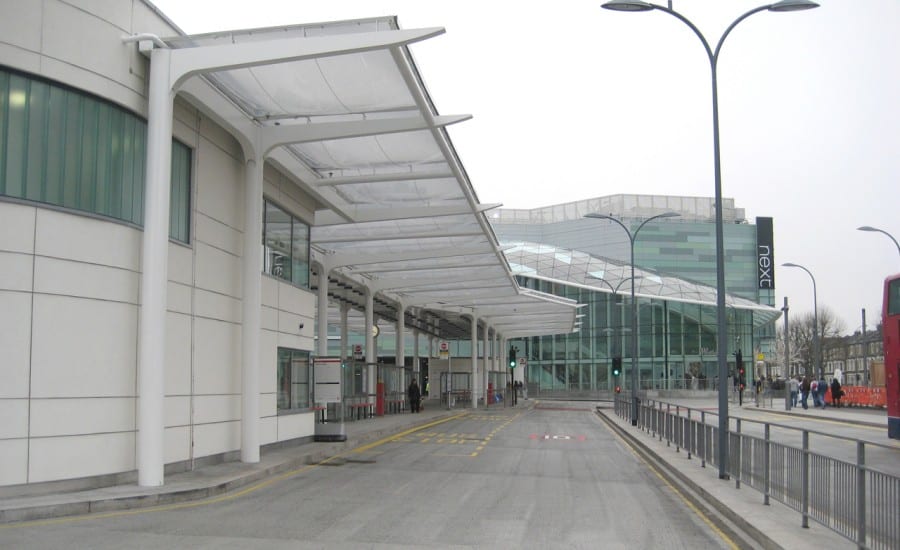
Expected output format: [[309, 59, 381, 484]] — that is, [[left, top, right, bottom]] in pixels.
[[490, 195, 782, 394]]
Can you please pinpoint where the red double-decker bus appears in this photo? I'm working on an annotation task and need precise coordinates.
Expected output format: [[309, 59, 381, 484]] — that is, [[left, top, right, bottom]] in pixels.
[[884, 273, 900, 439]]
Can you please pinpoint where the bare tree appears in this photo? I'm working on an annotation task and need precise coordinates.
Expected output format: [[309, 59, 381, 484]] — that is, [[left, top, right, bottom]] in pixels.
[[781, 306, 845, 377]]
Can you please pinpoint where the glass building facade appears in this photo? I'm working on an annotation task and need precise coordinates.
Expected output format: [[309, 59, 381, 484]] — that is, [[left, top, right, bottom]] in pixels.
[[492, 195, 780, 394]]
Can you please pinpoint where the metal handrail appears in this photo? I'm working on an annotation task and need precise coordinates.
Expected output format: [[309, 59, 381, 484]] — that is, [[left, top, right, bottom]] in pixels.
[[612, 396, 899, 550]]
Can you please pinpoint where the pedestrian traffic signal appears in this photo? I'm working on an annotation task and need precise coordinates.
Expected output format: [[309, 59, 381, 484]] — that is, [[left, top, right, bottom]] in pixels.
[[612, 357, 622, 377], [509, 347, 517, 369]]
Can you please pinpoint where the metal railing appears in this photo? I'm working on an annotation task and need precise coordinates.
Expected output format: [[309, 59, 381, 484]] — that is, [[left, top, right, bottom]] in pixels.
[[613, 397, 899, 550]]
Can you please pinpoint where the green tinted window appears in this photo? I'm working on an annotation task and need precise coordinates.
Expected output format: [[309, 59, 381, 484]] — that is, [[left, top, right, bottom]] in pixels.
[[263, 199, 310, 289], [0, 68, 190, 242]]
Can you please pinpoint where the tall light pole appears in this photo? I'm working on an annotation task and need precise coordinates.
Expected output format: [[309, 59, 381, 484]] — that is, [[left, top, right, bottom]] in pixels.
[[601, 0, 819, 479], [783, 262, 820, 379], [857, 226, 900, 259], [588, 274, 642, 392], [585, 212, 679, 425]]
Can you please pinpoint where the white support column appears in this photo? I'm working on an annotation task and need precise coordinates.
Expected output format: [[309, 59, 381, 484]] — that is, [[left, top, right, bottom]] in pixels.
[[483, 324, 490, 406], [240, 157, 263, 464], [137, 46, 174, 487], [365, 288, 376, 402], [394, 300, 408, 391], [340, 303, 350, 363], [470, 311, 478, 410], [413, 329, 420, 379], [316, 264, 330, 357]]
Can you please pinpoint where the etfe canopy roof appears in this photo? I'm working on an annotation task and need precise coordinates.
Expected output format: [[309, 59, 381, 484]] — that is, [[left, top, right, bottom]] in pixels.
[[504, 242, 782, 327], [162, 16, 577, 339]]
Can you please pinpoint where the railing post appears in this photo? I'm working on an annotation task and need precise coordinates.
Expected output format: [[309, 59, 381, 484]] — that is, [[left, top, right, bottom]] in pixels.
[[735, 418, 742, 489], [685, 408, 691, 459], [856, 441, 866, 548], [667, 403, 671, 447], [764, 423, 770, 505], [802, 430, 809, 528], [700, 410, 706, 468]]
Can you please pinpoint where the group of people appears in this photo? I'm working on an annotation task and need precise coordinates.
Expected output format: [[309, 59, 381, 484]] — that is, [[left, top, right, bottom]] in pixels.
[[788, 374, 844, 409]]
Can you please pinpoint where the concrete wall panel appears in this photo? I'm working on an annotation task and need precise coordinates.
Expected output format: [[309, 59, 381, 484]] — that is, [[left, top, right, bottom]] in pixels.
[[0, 251, 33, 292], [30, 397, 135, 437], [276, 412, 315, 441], [0, 439, 28, 486], [192, 395, 240, 425], [193, 317, 240, 395], [195, 242, 240, 299], [0, 291, 31, 398], [34, 210, 140, 271], [0, 399, 28, 439], [165, 312, 192, 396], [30, 295, 137, 398], [33, 257, 138, 303], [29, 432, 135, 483], [192, 421, 239, 458], [0, 202, 36, 254]]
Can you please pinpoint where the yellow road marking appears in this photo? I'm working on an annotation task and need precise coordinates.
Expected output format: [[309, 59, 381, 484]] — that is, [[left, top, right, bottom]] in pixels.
[[604, 421, 739, 550], [1, 412, 469, 530]]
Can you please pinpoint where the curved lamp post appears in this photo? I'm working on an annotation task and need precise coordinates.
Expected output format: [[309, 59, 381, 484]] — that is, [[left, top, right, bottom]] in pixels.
[[601, 0, 819, 479], [783, 262, 820, 379], [588, 274, 642, 392], [585, 212, 679, 425], [857, 225, 900, 259]]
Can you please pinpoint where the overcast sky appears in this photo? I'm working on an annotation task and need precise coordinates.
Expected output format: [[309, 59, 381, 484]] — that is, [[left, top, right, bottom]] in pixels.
[[151, 0, 900, 333]]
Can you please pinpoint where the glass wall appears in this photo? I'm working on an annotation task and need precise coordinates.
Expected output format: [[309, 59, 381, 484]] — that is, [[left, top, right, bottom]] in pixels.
[[277, 347, 310, 411], [263, 199, 310, 289], [0, 67, 191, 243], [516, 276, 755, 393]]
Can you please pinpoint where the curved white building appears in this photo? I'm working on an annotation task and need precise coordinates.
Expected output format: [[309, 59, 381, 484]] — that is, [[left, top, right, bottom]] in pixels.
[[0, 1, 576, 490]]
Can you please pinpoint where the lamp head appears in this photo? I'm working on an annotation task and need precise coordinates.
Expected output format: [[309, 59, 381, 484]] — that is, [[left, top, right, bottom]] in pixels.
[[602, 0, 655, 11], [768, 0, 820, 12], [781, 262, 800, 268], [857, 226, 878, 232]]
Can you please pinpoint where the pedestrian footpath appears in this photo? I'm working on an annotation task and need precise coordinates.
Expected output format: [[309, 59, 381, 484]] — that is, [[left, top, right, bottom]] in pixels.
[[0, 400, 464, 524], [596, 401, 859, 550]]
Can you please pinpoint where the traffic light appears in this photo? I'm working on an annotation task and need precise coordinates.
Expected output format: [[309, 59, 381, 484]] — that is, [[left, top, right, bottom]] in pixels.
[[615, 385, 621, 394], [509, 347, 517, 369], [612, 357, 622, 377]]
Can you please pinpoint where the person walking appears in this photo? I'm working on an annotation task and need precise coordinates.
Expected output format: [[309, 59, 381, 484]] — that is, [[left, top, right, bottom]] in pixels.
[[817, 375, 828, 408], [408, 378, 421, 413], [789, 376, 800, 407], [831, 377, 843, 408], [800, 376, 811, 410]]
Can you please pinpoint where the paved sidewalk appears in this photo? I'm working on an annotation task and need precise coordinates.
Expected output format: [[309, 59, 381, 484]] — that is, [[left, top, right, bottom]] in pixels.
[[0, 399, 471, 524], [595, 404, 858, 550]]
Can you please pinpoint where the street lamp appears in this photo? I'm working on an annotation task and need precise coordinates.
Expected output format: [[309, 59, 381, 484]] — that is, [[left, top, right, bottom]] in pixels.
[[585, 212, 679, 425], [782, 262, 820, 379], [601, 0, 819, 479], [857, 226, 900, 259], [588, 274, 642, 392]]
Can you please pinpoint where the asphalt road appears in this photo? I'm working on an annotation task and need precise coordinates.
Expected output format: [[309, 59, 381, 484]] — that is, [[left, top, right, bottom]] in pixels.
[[0, 402, 739, 549]]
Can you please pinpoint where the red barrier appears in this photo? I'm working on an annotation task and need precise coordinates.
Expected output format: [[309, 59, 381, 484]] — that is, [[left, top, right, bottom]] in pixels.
[[827, 386, 886, 408]]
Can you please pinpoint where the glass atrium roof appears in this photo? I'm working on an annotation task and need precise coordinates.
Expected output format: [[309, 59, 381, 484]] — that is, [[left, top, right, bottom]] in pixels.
[[503, 242, 782, 327]]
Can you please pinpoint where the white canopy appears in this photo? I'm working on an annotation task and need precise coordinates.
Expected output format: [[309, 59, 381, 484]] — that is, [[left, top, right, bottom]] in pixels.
[[163, 16, 577, 339]]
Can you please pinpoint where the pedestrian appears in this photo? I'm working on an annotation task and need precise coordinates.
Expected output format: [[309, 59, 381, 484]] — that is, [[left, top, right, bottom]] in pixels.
[[789, 376, 799, 407], [816, 375, 827, 408], [800, 376, 811, 409], [830, 377, 843, 408], [408, 378, 421, 413]]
